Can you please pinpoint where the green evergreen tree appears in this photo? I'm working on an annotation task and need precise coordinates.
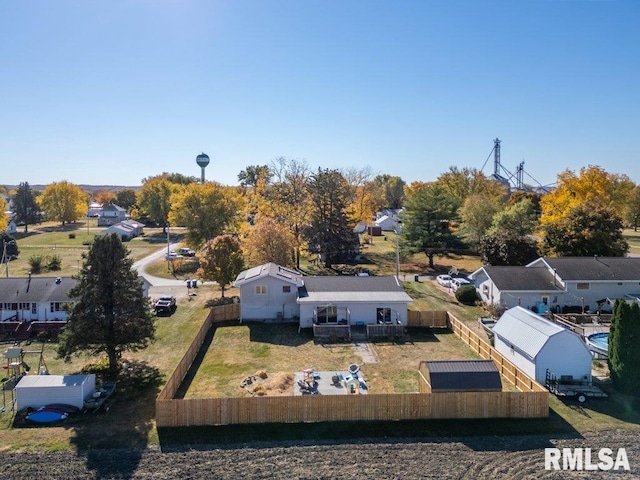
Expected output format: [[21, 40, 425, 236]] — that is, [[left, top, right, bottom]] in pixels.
[[401, 182, 462, 269], [608, 299, 640, 395], [58, 234, 155, 374]]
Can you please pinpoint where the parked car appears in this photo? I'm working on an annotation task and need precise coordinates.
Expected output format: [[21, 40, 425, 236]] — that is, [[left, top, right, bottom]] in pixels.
[[451, 278, 471, 292], [153, 295, 177, 315], [178, 247, 196, 257], [436, 275, 453, 287], [165, 252, 183, 260]]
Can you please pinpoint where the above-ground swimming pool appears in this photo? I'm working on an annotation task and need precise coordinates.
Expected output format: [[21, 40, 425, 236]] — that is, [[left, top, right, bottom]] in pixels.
[[586, 332, 608, 357]]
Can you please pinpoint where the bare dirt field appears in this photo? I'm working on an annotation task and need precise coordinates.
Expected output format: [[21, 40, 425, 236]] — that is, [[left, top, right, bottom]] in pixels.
[[1, 430, 638, 479]]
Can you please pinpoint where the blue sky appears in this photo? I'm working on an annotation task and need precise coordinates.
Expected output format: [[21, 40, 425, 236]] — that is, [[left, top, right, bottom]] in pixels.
[[1, 1, 638, 189]]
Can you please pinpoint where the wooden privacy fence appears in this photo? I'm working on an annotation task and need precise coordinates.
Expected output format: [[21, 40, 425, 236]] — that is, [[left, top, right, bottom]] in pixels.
[[407, 310, 448, 328], [157, 303, 240, 401], [156, 391, 548, 427], [447, 313, 548, 393], [156, 307, 548, 427]]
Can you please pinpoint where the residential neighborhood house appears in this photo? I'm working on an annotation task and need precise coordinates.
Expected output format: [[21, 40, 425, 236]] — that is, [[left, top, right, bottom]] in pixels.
[[101, 219, 145, 240], [97, 204, 127, 226], [0, 276, 77, 322], [233, 263, 413, 328], [470, 256, 640, 314]]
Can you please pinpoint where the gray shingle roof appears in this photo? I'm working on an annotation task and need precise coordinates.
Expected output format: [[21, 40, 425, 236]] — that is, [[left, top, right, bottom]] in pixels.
[[0, 277, 76, 304], [421, 360, 502, 391], [540, 257, 640, 281], [298, 276, 413, 303], [481, 266, 563, 292]]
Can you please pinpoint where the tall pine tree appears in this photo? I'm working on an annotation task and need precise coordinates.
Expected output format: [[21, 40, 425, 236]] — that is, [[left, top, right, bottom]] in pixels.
[[608, 299, 640, 395], [58, 234, 155, 374], [12, 182, 41, 233]]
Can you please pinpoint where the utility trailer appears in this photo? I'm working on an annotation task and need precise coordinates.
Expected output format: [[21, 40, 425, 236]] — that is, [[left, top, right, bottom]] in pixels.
[[545, 369, 608, 403]]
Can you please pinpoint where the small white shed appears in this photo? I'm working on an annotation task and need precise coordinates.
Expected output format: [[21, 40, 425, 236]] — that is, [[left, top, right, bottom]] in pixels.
[[492, 306, 593, 384], [15, 374, 96, 410]]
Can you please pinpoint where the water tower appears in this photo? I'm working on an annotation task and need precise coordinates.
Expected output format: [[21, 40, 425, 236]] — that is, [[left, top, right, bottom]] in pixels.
[[196, 152, 210, 182]]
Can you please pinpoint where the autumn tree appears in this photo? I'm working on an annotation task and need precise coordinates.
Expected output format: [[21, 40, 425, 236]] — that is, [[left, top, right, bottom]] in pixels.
[[540, 202, 628, 257], [94, 190, 116, 207], [401, 182, 461, 269], [343, 166, 381, 223], [137, 175, 179, 232], [169, 182, 245, 248], [0, 197, 8, 232], [374, 174, 406, 209], [11, 182, 42, 232], [58, 234, 155, 374], [437, 167, 507, 212], [38, 180, 87, 226], [266, 157, 311, 268], [238, 165, 272, 188], [608, 299, 640, 395], [197, 235, 244, 297], [242, 216, 296, 268], [540, 166, 634, 225], [304, 169, 358, 268]]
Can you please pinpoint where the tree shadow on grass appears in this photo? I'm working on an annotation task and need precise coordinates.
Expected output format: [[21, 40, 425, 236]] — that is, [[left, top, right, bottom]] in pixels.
[[66, 361, 162, 479]]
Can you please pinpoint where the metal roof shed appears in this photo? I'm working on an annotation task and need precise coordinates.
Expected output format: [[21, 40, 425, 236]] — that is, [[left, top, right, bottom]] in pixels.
[[492, 306, 593, 384], [418, 360, 502, 393], [15, 374, 96, 410]]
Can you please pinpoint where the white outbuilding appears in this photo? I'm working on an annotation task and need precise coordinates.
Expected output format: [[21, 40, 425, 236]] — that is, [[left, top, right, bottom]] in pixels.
[[15, 374, 96, 410], [492, 306, 593, 384]]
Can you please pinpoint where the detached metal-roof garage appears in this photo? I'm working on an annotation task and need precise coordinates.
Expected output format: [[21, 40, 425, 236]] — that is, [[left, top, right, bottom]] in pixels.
[[15, 374, 96, 410], [493, 306, 593, 384]]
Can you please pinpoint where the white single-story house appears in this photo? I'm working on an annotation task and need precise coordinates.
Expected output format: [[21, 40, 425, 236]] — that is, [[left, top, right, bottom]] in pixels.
[[0, 276, 76, 322], [492, 306, 593, 384], [233, 263, 305, 321], [101, 219, 144, 240], [234, 263, 413, 328], [470, 256, 640, 314], [15, 374, 96, 410], [97, 204, 127, 226], [374, 215, 400, 232], [297, 276, 412, 328]]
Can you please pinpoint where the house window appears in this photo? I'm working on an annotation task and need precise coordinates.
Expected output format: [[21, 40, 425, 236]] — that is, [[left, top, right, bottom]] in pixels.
[[576, 283, 590, 290], [255, 285, 267, 295], [316, 306, 337, 323], [282, 285, 291, 293], [10, 303, 18, 311], [377, 307, 392, 323], [31, 303, 37, 314], [50, 302, 62, 312], [19, 303, 30, 310]]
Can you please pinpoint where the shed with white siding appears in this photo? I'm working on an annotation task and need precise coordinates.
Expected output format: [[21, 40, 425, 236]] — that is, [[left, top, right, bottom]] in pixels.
[[15, 374, 96, 410], [492, 306, 592, 384]]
